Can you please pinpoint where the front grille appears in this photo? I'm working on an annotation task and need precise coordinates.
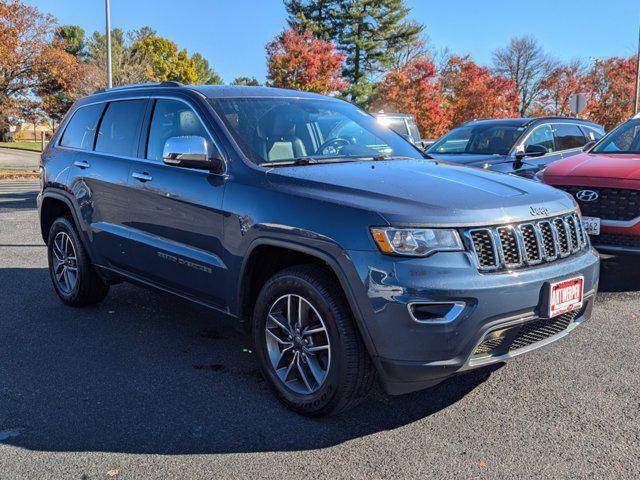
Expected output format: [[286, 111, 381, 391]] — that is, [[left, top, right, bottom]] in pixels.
[[467, 212, 586, 272], [558, 186, 640, 221], [592, 232, 640, 249], [471, 308, 583, 362]]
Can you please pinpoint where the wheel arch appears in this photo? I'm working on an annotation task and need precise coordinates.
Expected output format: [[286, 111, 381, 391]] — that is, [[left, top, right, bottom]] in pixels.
[[236, 238, 378, 357]]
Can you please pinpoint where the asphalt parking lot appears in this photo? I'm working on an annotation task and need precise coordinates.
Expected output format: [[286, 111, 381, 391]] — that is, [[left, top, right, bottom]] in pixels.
[[0, 180, 638, 479]]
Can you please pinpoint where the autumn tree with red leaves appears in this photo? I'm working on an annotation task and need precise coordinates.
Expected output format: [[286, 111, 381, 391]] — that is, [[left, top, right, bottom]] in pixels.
[[0, 0, 82, 139], [583, 56, 637, 131], [441, 55, 519, 126], [374, 59, 451, 138], [266, 28, 347, 94], [534, 62, 587, 117]]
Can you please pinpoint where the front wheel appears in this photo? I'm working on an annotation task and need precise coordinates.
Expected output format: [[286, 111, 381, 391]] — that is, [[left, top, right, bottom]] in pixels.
[[253, 265, 375, 416]]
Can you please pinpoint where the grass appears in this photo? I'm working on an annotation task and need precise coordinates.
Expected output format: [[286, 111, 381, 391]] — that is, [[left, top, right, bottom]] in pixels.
[[0, 141, 45, 152], [0, 169, 40, 180]]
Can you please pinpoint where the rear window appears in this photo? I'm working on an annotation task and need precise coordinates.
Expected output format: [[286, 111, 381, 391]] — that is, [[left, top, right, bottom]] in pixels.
[[95, 100, 147, 157], [60, 104, 105, 150]]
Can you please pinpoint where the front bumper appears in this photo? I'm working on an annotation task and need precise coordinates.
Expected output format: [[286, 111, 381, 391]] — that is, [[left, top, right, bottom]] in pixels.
[[346, 247, 600, 395]]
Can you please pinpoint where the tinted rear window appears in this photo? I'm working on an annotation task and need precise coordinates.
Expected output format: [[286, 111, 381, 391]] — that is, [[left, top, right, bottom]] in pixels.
[[95, 100, 147, 157], [60, 104, 105, 150]]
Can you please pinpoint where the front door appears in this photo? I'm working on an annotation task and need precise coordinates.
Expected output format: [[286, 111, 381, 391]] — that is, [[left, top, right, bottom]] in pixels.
[[125, 98, 228, 307]]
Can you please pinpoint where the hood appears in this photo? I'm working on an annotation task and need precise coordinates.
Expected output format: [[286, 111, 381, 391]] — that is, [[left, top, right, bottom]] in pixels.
[[544, 153, 640, 189], [427, 153, 512, 167], [265, 159, 575, 227]]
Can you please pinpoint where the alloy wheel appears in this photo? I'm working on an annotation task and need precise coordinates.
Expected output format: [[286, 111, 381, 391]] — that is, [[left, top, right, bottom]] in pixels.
[[51, 231, 78, 295], [265, 294, 331, 394]]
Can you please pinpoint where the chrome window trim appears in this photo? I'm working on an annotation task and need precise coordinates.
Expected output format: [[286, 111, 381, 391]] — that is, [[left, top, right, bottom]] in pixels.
[[56, 95, 226, 162], [512, 121, 595, 156]]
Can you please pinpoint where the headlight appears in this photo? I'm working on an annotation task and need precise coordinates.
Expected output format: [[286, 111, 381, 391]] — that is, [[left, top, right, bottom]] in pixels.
[[370, 227, 463, 257], [533, 168, 545, 182]]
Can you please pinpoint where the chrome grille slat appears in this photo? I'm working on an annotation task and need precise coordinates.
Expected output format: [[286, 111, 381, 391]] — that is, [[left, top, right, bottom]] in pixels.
[[467, 212, 587, 272]]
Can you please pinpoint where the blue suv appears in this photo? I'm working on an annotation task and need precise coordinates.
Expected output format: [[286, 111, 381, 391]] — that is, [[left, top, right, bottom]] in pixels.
[[39, 83, 600, 416]]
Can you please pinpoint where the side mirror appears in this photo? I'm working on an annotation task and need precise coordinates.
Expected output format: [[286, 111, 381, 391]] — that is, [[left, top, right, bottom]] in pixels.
[[163, 135, 225, 174], [401, 133, 416, 144], [582, 141, 596, 152], [523, 144, 548, 157]]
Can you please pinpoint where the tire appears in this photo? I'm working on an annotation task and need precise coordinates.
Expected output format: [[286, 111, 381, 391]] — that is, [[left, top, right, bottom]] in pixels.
[[253, 264, 375, 416], [47, 216, 109, 307]]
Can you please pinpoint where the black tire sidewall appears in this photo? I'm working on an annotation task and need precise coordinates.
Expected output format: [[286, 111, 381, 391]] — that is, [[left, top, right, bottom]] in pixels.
[[253, 272, 345, 415], [47, 217, 84, 303]]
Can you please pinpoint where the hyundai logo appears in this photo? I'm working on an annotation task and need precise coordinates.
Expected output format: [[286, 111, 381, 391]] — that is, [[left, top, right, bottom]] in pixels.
[[576, 190, 599, 202]]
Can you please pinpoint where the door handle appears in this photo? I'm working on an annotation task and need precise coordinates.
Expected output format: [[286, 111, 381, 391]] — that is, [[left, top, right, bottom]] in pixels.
[[132, 172, 153, 182], [73, 160, 90, 169]]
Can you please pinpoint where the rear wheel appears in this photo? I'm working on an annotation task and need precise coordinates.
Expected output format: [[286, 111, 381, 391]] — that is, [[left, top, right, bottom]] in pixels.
[[47, 216, 109, 306], [253, 265, 375, 416]]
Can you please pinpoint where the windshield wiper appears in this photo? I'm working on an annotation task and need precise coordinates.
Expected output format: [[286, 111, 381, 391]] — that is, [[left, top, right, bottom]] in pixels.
[[261, 157, 319, 167]]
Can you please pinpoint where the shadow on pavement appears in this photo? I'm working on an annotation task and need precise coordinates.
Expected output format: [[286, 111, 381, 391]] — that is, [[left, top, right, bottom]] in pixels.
[[0, 267, 497, 455], [598, 254, 640, 293]]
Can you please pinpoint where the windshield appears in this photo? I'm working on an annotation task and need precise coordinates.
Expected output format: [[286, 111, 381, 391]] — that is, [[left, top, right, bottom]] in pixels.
[[592, 120, 640, 154], [427, 123, 525, 156], [208, 97, 423, 165]]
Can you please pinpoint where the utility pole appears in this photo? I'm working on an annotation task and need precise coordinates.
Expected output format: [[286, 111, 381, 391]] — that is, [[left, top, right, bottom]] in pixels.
[[105, 0, 113, 89], [635, 21, 640, 115]]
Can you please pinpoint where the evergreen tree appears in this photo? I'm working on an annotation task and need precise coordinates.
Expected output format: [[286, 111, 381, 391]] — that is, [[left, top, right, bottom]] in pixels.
[[285, 0, 422, 105]]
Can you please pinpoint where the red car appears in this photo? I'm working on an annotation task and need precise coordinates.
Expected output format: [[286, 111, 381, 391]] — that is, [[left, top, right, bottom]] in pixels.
[[542, 115, 640, 254]]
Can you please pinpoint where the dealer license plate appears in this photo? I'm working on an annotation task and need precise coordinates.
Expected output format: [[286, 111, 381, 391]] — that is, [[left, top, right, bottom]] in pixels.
[[548, 277, 584, 318]]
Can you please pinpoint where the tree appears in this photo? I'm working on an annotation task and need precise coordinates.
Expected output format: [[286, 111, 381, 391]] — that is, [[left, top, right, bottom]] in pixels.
[[231, 76, 261, 86], [87, 29, 149, 86], [583, 56, 637, 131], [191, 53, 223, 85], [134, 36, 198, 84], [57, 25, 86, 59], [266, 28, 347, 94], [534, 61, 587, 117], [374, 59, 450, 138], [389, 23, 431, 70], [286, 0, 423, 105], [493, 36, 557, 116], [0, 0, 80, 139], [441, 55, 519, 126]]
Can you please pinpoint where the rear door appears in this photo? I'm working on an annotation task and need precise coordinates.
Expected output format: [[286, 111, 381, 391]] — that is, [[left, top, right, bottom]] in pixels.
[[125, 98, 228, 307], [63, 98, 148, 269]]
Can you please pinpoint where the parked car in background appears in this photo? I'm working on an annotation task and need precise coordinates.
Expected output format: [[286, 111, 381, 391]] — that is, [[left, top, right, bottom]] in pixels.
[[426, 117, 604, 178], [373, 112, 434, 149], [39, 83, 599, 416], [541, 114, 640, 254]]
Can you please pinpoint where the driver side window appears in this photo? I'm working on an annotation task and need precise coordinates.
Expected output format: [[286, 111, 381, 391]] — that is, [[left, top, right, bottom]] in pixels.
[[524, 125, 555, 153], [147, 99, 210, 162]]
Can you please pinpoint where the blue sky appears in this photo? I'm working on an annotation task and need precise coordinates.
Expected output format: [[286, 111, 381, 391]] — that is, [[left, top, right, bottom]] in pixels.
[[30, 0, 640, 83]]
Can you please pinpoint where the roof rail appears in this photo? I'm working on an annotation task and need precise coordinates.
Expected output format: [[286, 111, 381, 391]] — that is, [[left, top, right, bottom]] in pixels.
[[93, 81, 183, 94]]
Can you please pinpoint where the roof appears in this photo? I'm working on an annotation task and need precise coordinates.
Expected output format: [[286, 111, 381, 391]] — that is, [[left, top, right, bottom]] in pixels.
[[463, 116, 602, 128], [92, 82, 337, 101], [189, 85, 335, 100], [373, 112, 413, 118]]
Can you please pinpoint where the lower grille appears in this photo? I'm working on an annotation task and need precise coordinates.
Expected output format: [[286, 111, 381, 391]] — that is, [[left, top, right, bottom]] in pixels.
[[471, 308, 583, 362]]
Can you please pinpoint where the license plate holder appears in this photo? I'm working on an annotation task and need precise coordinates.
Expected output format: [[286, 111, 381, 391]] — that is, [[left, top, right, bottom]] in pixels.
[[546, 276, 584, 318], [582, 216, 601, 235]]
